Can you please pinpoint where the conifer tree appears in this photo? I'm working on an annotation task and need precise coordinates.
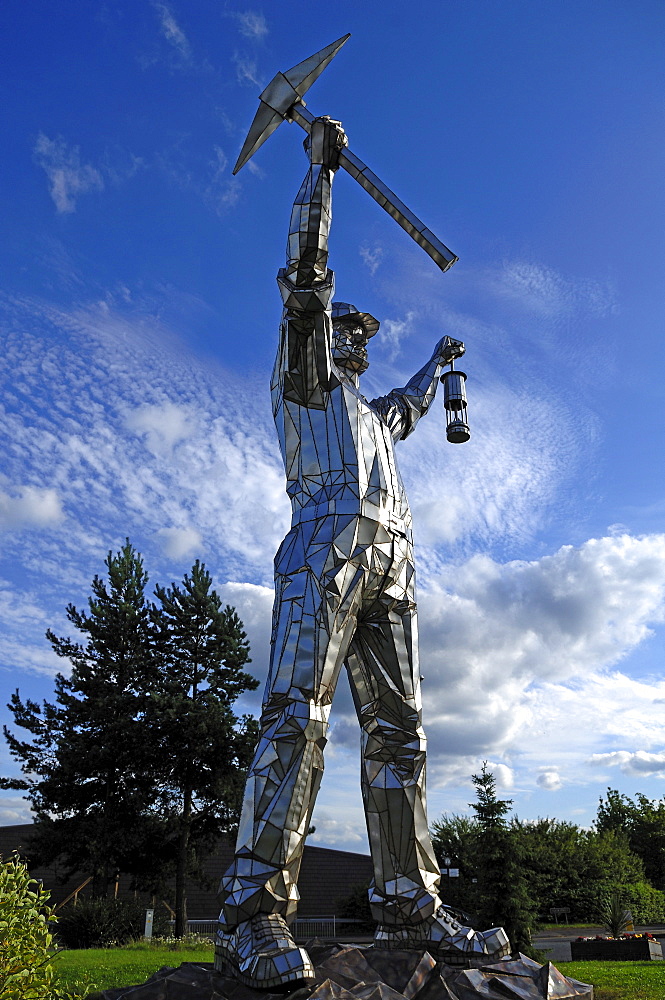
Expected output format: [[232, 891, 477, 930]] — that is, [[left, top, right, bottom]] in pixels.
[[1, 541, 159, 896], [151, 560, 258, 937], [2, 546, 259, 919], [469, 762, 538, 952]]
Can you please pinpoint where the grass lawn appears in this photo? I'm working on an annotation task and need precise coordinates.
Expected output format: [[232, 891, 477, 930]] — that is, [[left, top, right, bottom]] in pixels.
[[52, 944, 214, 993], [54, 949, 665, 1000], [559, 960, 665, 1000]]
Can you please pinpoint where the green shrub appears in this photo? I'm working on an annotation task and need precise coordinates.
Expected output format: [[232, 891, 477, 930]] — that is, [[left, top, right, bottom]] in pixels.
[[0, 852, 79, 1000], [55, 897, 168, 949], [620, 881, 665, 924]]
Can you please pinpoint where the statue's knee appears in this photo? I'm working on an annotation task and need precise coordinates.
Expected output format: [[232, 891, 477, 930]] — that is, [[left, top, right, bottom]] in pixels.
[[261, 696, 329, 746]]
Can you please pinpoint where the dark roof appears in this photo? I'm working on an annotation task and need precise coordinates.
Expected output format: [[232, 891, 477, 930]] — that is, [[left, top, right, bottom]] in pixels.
[[0, 823, 373, 918]]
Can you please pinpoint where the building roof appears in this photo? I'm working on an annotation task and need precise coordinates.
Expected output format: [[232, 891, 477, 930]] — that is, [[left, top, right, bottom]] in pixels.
[[0, 823, 373, 919]]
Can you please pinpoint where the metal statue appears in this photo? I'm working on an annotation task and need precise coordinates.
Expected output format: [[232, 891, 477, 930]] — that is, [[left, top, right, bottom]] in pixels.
[[232, 35, 458, 274], [216, 38, 510, 991]]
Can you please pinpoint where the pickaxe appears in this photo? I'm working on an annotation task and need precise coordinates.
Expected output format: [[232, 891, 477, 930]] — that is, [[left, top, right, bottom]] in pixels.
[[233, 35, 458, 273]]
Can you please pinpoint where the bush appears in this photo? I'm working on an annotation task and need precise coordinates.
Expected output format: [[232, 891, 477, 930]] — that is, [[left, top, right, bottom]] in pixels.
[[335, 880, 375, 933], [607, 882, 665, 925], [55, 897, 169, 949], [0, 852, 82, 1000]]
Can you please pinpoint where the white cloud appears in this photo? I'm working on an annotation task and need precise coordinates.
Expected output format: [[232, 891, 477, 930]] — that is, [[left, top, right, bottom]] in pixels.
[[33, 134, 104, 214], [590, 750, 665, 776], [152, 1, 191, 59], [396, 381, 576, 553], [247, 160, 265, 179], [216, 581, 274, 702], [418, 534, 665, 764], [231, 11, 268, 39], [490, 763, 515, 790], [378, 311, 415, 361], [360, 244, 384, 276], [160, 526, 202, 560], [490, 261, 617, 321], [233, 52, 261, 87], [125, 402, 196, 456], [537, 768, 562, 791], [210, 145, 228, 178], [309, 810, 367, 850], [0, 795, 32, 826], [0, 296, 289, 591], [0, 487, 63, 530]]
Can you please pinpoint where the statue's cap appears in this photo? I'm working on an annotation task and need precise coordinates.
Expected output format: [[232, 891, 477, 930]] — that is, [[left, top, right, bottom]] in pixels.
[[332, 302, 380, 339]]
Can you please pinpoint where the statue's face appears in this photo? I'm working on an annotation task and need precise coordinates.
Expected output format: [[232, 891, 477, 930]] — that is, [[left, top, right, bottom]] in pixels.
[[332, 324, 369, 375]]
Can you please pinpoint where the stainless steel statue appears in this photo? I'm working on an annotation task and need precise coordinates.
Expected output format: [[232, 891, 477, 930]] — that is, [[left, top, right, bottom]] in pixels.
[[216, 39, 510, 992]]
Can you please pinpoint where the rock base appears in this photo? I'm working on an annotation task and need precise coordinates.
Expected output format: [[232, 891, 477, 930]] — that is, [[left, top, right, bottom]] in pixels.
[[97, 942, 593, 1000]]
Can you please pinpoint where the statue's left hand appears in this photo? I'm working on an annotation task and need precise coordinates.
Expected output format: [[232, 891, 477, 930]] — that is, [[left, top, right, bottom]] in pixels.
[[432, 335, 465, 364], [305, 116, 348, 171]]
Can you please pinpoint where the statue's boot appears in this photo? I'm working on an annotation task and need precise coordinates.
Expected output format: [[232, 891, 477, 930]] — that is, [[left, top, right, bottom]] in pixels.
[[215, 912, 315, 989], [374, 906, 511, 966]]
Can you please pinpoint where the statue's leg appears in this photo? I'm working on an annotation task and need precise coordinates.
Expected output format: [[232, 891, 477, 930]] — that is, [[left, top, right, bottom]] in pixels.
[[219, 519, 364, 930], [346, 556, 442, 927], [346, 535, 511, 964]]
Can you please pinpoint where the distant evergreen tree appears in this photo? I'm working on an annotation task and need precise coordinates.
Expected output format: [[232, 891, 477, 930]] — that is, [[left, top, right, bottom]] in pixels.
[[1, 541, 160, 896], [431, 763, 538, 953], [150, 560, 258, 937], [469, 762, 539, 953], [432, 780, 665, 929], [430, 813, 481, 918]]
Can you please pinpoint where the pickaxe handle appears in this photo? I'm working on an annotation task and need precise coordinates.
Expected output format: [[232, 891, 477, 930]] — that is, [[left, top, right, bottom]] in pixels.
[[290, 103, 458, 273]]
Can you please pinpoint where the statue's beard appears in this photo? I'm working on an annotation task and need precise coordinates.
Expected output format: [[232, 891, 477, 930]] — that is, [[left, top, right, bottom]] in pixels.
[[332, 347, 369, 375]]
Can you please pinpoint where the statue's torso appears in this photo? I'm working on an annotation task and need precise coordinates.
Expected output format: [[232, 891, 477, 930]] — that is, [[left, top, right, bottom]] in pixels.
[[272, 375, 412, 531]]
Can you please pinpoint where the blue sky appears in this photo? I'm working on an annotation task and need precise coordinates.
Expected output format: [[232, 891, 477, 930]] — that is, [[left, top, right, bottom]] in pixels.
[[1, 0, 665, 854]]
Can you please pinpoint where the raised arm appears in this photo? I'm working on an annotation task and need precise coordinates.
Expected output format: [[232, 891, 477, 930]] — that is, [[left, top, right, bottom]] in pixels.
[[370, 336, 465, 440], [274, 118, 347, 409]]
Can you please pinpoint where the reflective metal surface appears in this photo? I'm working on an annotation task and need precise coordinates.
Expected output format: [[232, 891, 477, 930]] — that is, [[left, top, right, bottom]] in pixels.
[[215, 913, 314, 989], [232, 36, 458, 273], [216, 117, 501, 988], [441, 369, 470, 444]]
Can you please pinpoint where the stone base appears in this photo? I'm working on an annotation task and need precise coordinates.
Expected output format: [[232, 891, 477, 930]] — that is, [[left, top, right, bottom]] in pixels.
[[96, 943, 593, 1000]]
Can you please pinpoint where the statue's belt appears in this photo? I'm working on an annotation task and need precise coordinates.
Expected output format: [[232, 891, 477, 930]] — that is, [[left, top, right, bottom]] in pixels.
[[291, 501, 410, 537]]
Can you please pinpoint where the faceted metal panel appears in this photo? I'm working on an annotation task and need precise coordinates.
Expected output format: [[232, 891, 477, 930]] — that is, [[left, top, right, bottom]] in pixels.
[[217, 118, 499, 988], [232, 36, 458, 272]]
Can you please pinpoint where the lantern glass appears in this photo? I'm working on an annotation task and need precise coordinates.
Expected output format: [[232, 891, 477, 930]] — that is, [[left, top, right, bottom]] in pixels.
[[441, 369, 470, 443]]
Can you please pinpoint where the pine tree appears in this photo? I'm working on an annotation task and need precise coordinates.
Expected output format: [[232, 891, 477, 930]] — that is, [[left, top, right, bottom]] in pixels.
[[151, 560, 259, 937], [1, 541, 160, 896], [2, 546, 259, 918], [469, 762, 538, 953]]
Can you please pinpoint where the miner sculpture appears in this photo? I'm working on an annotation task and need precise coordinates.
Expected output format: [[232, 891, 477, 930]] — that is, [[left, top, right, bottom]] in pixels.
[[216, 37, 510, 991]]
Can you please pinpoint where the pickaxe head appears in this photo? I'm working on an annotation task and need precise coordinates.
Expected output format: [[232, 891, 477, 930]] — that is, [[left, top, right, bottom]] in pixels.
[[232, 34, 350, 175]]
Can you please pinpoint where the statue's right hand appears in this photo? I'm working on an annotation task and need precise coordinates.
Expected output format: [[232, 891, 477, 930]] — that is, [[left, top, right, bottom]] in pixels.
[[305, 116, 348, 170]]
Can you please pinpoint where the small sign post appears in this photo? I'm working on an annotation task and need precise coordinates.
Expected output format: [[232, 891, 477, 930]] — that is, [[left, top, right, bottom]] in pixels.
[[144, 908, 154, 939]]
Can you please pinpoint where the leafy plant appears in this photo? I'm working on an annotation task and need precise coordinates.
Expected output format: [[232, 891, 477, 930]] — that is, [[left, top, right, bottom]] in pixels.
[[598, 891, 631, 937], [0, 852, 87, 1000]]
